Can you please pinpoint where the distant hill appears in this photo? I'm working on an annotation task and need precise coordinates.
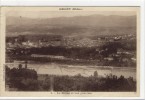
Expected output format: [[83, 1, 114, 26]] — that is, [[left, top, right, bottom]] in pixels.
[[6, 15, 136, 37]]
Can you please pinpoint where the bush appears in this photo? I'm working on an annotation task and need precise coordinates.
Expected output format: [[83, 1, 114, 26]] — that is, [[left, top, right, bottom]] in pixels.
[[6, 65, 38, 91], [53, 74, 136, 92]]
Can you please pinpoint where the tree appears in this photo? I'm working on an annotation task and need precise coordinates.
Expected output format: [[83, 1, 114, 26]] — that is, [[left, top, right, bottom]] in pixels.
[[6, 66, 38, 91], [94, 71, 98, 77], [18, 64, 22, 69], [100, 42, 122, 57]]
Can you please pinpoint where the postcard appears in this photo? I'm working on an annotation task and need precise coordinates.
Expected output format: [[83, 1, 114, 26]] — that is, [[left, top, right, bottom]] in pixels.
[[0, 7, 140, 97]]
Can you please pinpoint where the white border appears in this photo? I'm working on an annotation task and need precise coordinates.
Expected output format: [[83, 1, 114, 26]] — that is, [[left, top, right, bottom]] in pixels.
[[0, 0, 142, 6], [0, 0, 145, 99], [140, 0, 145, 99]]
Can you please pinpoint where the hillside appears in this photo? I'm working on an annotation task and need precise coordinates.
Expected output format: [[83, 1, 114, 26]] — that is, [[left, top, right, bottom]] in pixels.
[[6, 15, 136, 37]]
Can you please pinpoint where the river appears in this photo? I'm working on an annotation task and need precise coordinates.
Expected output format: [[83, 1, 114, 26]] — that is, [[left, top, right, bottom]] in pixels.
[[6, 61, 136, 80]]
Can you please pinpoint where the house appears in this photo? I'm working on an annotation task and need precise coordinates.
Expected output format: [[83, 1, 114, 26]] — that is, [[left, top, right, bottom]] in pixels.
[[122, 58, 129, 62], [117, 48, 124, 54], [104, 57, 114, 61], [131, 57, 136, 62]]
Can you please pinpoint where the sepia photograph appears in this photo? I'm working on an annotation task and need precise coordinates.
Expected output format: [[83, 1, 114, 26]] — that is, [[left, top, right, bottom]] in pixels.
[[0, 7, 140, 97]]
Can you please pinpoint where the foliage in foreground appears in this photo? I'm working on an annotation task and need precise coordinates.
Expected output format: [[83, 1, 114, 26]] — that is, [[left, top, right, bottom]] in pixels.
[[53, 74, 136, 91], [5, 66, 136, 91]]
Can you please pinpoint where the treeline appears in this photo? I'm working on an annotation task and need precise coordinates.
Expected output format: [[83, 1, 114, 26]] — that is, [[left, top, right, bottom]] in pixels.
[[5, 66, 136, 91], [8, 41, 136, 59], [8, 46, 99, 60], [53, 74, 136, 91]]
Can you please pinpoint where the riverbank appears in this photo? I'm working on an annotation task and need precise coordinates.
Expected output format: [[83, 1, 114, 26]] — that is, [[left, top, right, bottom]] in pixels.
[[6, 61, 136, 80], [6, 54, 136, 67]]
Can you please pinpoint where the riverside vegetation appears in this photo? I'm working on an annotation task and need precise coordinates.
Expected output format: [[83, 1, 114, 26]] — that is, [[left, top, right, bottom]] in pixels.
[[5, 65, 136, 91]]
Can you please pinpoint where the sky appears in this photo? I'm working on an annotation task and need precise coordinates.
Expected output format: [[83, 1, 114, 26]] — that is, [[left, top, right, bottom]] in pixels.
[[7, 11, 137, 19]]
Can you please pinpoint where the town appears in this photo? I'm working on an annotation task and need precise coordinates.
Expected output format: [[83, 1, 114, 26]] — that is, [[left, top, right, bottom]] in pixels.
[[6, 33, 136, 67]]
